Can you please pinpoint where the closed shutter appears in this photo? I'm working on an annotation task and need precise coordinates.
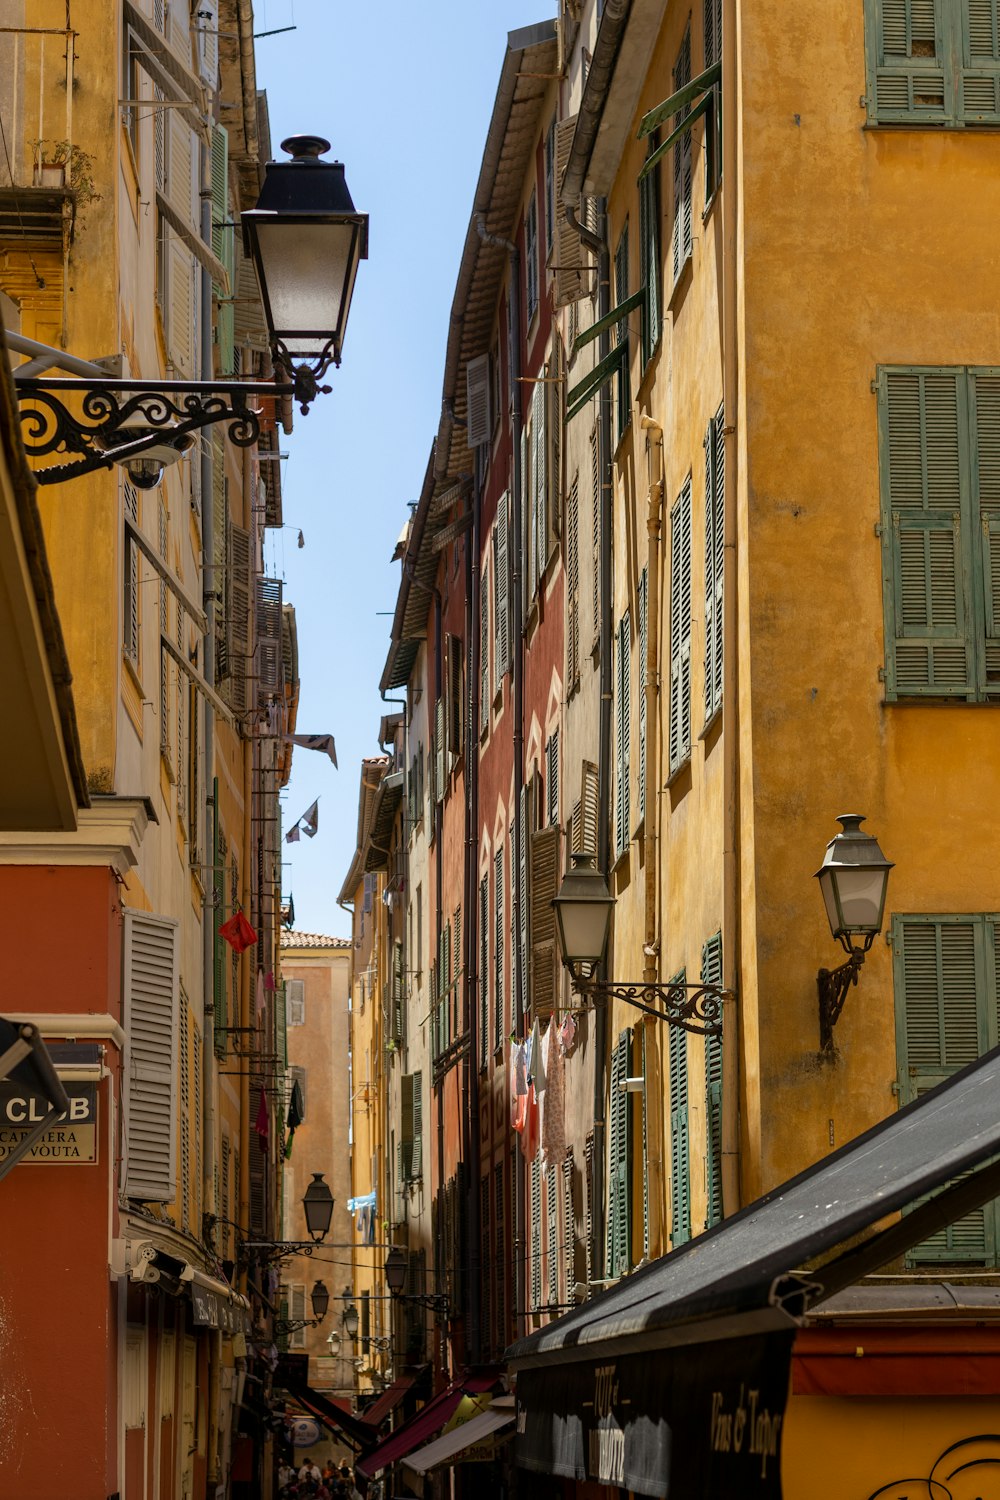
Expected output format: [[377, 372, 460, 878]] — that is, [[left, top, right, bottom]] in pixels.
[[704, 0, 723, 66], [552, 116, 588, 306], [547, 1164, 559, 1304], [894, 914, 997, 1261], [497, 498, 510, 681], [286, 978, 305, 1026], [447, 637, 463, 760], [125, 910, 179, 1202], [519, 783, 529, 1021], [591, 426, 601, 638], [480, 576, 490, 733], [123, 480, 140, 666], [606, 1029, 632, 1277], [614, 224, 631, 442], [495, 1162, 506, 1345], [435, 697, 445, 801], [532, 377, 547, 593], [289, 1284, 307, 1351], [669, 1003, 691, 1246], [880, 369, 975, 698], [529, 823, 560, 1020], [704, 407, 725, 720], [581, 760, 599, 858], [584, 1131, 595, 1290], [530, 1157, 542, 1308], [256, 577, 282, 703], [494, 846, 504, 1053], [401, 1073, 414, 1182], [392, 940, 404, 1045], [638, 569, 648, 822], [702, 933, 724, 1227], [639, 1026, 650, 1258], [866, 0, 949, 122], [479, 874, 489, 1070], [546, 730, 560, 826], [561, 1150, 576, 1292], [179, 989, 191, 1229], [274, 981, 287, 1069], [226, 523, 251, 713], [615, 612, 631, 856], [210, 125, 234, 376], [639, 144, 660, 365], [411, 1071, 423, 1179], [672, 27, 694, 283], [972, 372, 1000, 690], [567, 474, 580, 689], [962, 0, 1000, 122], [669, 480, 693, 771], [467, 352, 491, 448], [196, 0, 219, 85]]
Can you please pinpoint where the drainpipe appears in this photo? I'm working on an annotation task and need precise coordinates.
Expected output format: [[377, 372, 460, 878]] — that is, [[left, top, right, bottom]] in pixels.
[[720, 0, 741, 1216], [476, 212, 526, 1341], [463, 447, 482, 1367], [639, 416, 663, 989], [593, 204, 612, 1288]]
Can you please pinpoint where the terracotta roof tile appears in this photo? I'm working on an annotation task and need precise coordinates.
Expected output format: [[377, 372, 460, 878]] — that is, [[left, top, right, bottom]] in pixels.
[[279, 931, 350, 950]]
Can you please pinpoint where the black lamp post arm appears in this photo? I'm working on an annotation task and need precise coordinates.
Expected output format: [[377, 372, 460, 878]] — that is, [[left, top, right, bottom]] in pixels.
[[575, 977, 727, 1035], [817, 948, 866, 1054]]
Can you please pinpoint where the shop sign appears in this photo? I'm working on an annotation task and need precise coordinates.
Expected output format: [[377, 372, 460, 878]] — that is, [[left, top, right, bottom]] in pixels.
[[516, 1331, 794, 1498], [191, 1286, 250, 1332], [0, 1081, 97, 1164]]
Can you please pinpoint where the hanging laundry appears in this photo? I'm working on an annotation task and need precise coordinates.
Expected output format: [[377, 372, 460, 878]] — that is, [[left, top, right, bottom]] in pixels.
[[285, 733, 338, 767], [529, 1017, 547, 1094], [519, 1082, 539, 1163], [284, 1077, 304, 1158], [219, 910, 258, 953], [255, 968, 266, 1018], [558, 1012, 578, 1057], [514, 1040, 528, 1097], [541, 1022, 566, 1170]]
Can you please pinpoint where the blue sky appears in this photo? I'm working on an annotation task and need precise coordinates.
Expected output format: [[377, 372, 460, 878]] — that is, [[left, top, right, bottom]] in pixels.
[[256, 1, 554, 939]]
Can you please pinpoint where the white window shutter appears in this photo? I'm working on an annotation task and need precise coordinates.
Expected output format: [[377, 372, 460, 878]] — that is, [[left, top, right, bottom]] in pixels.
[[125, 910, 179, 1202], [197, 0, 220, 87], [286, 978, 305, 1026], [467, 353, 491, 449], [552, 116, 589, 307]]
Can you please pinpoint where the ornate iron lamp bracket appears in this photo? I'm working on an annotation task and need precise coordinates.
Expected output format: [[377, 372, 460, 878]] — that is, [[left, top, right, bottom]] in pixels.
[[575, 977, 727, 1035], [817, 947, 866, 1055]]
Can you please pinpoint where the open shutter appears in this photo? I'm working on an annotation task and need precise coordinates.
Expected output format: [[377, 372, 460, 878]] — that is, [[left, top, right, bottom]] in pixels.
[[401, 1073, 414, 1182], [411, 1071, 423, 1179], [669, 481, 693, 770], [529, 823, 560, 1020], [581, 760, 599, 858], [972, 371, 1000, 691], [639, 146, 660, 364], [196, 0, 219, 85], [671, 28, 693, 283], [606, 1029, 632, 1278], [880, 369, 975, 698], [210, 125, 234, 376], [567, 474, 580, 688], [895, 915, 994, 1261], [519, 783, 529, 1021], [669, 1013, 691, 1246], [704, 410, 725, 720], [962, 0, 1000, 121], [532, 378, 547, 592], [125, 910, 179, 1202], [274, 981, 287, 1069], [435, 696, 445, 801], [614, 224, 631, 442], [638, 571, 648, 822], [227, 523, 251, 713], [494, 846, 504, 1052], [531, 1157, 542, 1308], [546, 731, 560, 826], [480, 577, 490, 733], [256, 577, 282, 704], [467, 352, 491, 448], [615, 613, 631, 857], [552, 116, 589, 305], [497, 500, 510, 681], [479, 874, 489, 1071], [866, 0, 949, 121], [702, 934, 724, 1227]]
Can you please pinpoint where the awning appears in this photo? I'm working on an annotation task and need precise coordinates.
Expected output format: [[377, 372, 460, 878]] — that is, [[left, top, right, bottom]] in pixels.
[[0, 1018, 70, 1181], [356, 1374, 498, 1480], [282, 1382, 376, 1451], [358, 1375, 415, 1433], [401, 1403, 514, 1481], [510, 1045, 1000, 1497]]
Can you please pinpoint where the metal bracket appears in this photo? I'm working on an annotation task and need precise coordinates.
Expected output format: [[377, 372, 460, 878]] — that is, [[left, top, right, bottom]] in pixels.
[[817, 948, 866, 1055], [574, 978, 728, 1035]]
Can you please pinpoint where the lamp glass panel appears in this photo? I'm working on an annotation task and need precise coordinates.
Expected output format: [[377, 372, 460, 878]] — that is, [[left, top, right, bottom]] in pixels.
[[557, 898, 612, 965], [344, 1306, 359, 1337], [832, 866, 886, 933], [818, 868, 841, 938], [253, 219, 356, 350]]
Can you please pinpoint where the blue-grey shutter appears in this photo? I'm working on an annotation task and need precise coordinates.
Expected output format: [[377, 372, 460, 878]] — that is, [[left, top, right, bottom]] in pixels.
[[669, 1003, 691, 1247], [865, 0, 949, 121], [962, 0, 1000, 121], [880, 368, 975, 698], [894, 914, 996, 1261], [702, 933, 724, 1228]]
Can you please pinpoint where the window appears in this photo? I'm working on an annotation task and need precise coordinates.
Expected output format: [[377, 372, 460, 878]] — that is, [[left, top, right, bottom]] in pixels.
[[614, 221, 631, 442], [864, 0, 1000, 125], [669, 1000, 691, 1246], [123, 480, 140, 669], [606, 1029, 633, 1276], [669, 478, 693, 773], [546, 731, 560, 826], [544, 117, 556, 258], [525, 190, 539, 323], [878, 367, 1000, 700], [702, 933, 724, 1228], [286, 978, 305, 1026], [704, 0, 723, 67], [894, 913, 1000, 1262], [124, 910, 179, 1203], [529, 817, 560, 1020], [672, 25, 694, 284], [639, 141, 661, 365], [704, 403, 725, 721], [615, 611, 631, 857], [400, 1071, 423, 1182], [480, 566, 490, 733]]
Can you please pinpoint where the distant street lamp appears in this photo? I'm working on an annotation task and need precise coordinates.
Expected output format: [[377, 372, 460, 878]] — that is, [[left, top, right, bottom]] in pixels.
[[816, 815, 893, 1053], [384, 1246, 449, 1316], [343, 1302, 360, 1339], [310, 1280, 330, 1319], [302, 1173, 336, 1243]]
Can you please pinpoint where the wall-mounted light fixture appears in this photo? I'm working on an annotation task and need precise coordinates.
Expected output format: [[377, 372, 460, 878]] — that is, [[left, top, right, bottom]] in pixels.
[[815, 814, 893, 1054]]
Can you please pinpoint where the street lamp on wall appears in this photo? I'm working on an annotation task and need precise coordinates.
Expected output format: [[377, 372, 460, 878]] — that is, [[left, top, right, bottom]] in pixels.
[[384, 1245, 450, 1316], [816, 815, 893, 1054], [553, 854, 727, 1034], [13, 136, 368, 486], [234, 1170, 337, 1260]]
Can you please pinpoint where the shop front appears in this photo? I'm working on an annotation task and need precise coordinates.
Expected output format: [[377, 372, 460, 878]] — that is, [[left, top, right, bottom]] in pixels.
[[509, 1047, 1000, 1500]]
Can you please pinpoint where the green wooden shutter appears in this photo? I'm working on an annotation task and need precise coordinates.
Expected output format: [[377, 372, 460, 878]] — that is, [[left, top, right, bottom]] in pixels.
[[894, 914, 996, 1261], [702, 933, 724, 1228], [638, 570, 648, 822], [529, 823, 560, 1020], [961, 0, 1000, 120], [615, 611, 631, 856], [639, 1027, 650, 1257], [606, 1029, 632, 1277], [275, 982, 287, 1069], [865, 0, 949, 121], [639, 146, 660, 365], [880, 368, 976, 698], [614, 222, 631, 442], [672, 26, 693, 283], [704, 406, 725, 721], [669, 480, 693, 770], [669, 1000, 691, 1247], [400, 1072, 414, 1183], [971, 371, 1000, 691]]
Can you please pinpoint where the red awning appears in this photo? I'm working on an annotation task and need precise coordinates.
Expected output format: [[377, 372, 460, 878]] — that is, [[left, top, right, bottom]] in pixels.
[[358, 1375, 415, 1433], [287, 1383, 376, 1449], [355, 1374, 498, 1479]]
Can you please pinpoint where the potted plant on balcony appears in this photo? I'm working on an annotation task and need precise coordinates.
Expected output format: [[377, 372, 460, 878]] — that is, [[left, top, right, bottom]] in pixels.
[[30, 140, 100, 207]]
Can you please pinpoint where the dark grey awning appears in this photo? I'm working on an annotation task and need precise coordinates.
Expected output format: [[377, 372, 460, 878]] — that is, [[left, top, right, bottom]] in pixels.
[[0, 1018, 70, 1182], [509, 1044, 1000, 1371]]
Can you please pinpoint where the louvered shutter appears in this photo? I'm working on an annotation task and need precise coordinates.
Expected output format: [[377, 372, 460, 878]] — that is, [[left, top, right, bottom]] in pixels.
[[411, 1071, 423, 1178], [435, 697, 445, 801], [547, 1164, 559, 1303], [581, 760, 599, 858], [615, 612, 631, 856], [704, 0, 723, 66], [702, 934, 724, 1227], [519, 783, 529, 1020], [962, 0, 1000, 121], [591, 426, 601, 637], [481, 1175, 493, 1350], [392, 940, 404, 1044], [274, 981, 287, 1069], [638, 570, 648, 822], [531, 1157, 542, 1307], [614, 224, 631, 442], [494, 847, 504, 1052], [467, 353, 491, 448], [401, 1073, 414, 1182], [125, 910, 179, 1202], [567, 474, 580, 687], [479, 874, 489, 1070], [669, 481, 693, 770], [521, 425, 530, 622], [197, 0, 219, 85], [895, 915, 996, 1260], [226, 523, 251, 713], [210, 125, 235, 376], [880, 369, 975, 698], [495, 1162, 507, 1343], [256, 577, 282, 703], [480, 578, 489, 732], [289, 1284, 307, 1350], [866, 0, 949, 122], [669, 1011, 691, 1246], [552, 116, 588, 306], [639, 148, 660, 365], [497, 501, 510, 681], [972, 372, 1000, 691], [606, 1030, 632, 1277], [533, 378, 547, 592], [672, 27, 694, 283], [529, 823, 560, 1019], [546, 731, 560, 826], [123, 480, 140, 666]]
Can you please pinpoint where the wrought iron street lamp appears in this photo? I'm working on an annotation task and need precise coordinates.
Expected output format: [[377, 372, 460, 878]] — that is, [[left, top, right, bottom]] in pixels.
[[232, 1170, 337, 1260], [384, 1245, 450, 1315], [343, 1301, 360, 1339], [13, 136, 368, 486], [554, 854, 726, 1034], [816, 814, 893, 1054], [273, 1277, 330, 1336]]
